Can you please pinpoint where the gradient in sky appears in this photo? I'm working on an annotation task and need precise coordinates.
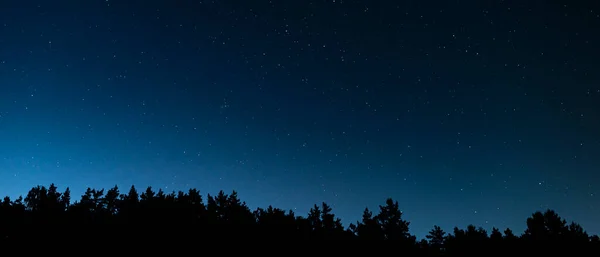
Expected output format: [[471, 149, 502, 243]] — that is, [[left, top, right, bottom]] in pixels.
[[0, 0, 599, 238]]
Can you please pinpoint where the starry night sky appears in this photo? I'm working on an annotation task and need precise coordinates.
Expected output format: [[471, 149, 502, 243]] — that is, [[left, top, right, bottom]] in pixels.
[[1, 0, 599, 238]]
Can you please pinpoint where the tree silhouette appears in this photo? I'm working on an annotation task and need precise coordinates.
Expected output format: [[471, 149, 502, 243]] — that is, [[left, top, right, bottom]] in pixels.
[[376, 198, 412, 240], [426, 225, 446, 253], [352, 207, 383, 239], [0, 182, 598, 253]]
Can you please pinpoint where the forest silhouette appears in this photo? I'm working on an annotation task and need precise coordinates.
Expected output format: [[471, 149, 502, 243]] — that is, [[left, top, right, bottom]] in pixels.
[[0, 183, 598, 254]]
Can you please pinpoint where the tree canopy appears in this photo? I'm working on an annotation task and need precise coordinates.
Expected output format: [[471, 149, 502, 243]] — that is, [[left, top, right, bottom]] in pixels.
[[0, 183, 598, 254]]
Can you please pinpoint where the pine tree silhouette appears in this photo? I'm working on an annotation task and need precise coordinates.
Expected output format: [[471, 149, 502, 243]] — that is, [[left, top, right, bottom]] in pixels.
[[0, 182, 597, 255]]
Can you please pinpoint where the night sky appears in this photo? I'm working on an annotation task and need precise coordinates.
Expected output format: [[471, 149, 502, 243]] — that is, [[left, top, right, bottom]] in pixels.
[[1, 0, 599, 238]]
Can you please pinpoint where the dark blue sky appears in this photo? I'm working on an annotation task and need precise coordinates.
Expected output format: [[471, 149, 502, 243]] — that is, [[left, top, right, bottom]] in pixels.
[[1, 0, 599, 237]]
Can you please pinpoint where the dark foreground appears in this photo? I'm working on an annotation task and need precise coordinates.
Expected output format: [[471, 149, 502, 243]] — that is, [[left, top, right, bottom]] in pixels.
[[0, 183, 598, 254]]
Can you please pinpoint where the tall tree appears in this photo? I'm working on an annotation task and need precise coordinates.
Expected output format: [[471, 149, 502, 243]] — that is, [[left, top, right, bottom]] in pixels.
[[60, 187, 71, 211], [354, 208, 383, 239], [375, 198, 411, 240], [426, 225, 446, 251]]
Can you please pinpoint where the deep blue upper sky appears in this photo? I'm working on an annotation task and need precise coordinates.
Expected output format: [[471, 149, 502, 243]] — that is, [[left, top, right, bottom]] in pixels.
[[1, 0, 599, 238]]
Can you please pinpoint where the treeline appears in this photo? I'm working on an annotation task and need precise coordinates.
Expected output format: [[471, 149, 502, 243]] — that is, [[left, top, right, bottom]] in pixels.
[[0, 183, 598, 254]]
